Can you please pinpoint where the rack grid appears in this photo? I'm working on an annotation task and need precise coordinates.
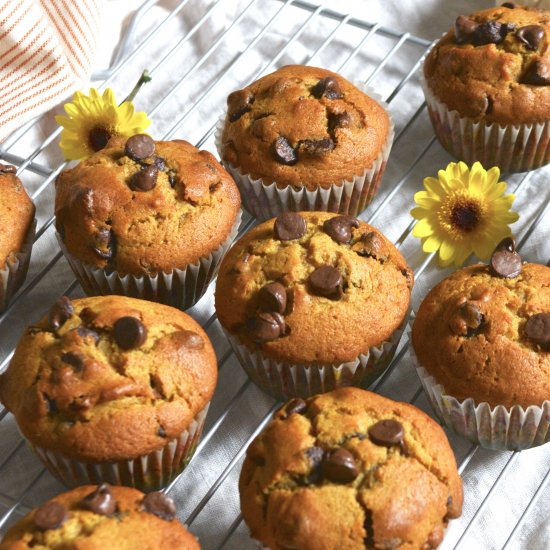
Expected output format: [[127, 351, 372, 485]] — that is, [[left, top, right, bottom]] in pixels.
[[0, 1, 549, 549]]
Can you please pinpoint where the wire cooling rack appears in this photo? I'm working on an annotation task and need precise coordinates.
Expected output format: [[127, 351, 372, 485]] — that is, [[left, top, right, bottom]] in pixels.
[[0, 1, 549, 548]]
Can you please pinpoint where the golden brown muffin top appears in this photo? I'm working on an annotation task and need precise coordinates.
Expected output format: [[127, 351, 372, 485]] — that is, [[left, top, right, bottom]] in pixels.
[[55, 136, 241, 276], [424, 5, 550, 124], [0, 295, 217, 462], [221, 65, 390, 190], [240, 387, 463, 550], [215, 212, 413, 365], [412, 246, 550, 408], [0, 484, 200, 549], [0, 165, 35, 269]]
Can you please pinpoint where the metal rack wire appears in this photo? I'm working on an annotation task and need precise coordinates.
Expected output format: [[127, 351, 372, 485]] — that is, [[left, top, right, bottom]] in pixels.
[[0, 1, 549, 548]]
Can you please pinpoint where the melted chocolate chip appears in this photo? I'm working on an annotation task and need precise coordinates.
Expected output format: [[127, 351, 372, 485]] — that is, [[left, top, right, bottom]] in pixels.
[[353, 231, 389, 261], [130, 164, 158, 191], [61, 351, 85, 371], [92, 229, 116, 261], [49, 296, 74, 330], [305, 446, 325, 484], [228, 89, 254, 122], [450, 302, 484, 337], [522, 60, 550, 86], [125, 134, 155, 161], [308, 266, 343, 300], [301, 138, 335, 155], [34, 502, 68, 531], [0, 163, 17, 174], [283, 398, 307, 417], [273, 137, 298, 165], [141, 492, 176, 521], [323, 215, 359, 244], [82, 484, 117, 516], [524, 313, 550, 346], [158, 425, 167, 437], [368, 419, 404, 447], [154, 156, 166, 171], [489, 248, 522, 278], [471, 21, 514, 46], [75, 327, 100, 344], [113, 316, 147, 350], [516, 25, 544, 50], [246, 312, 285, 344], [311, 77, 343, 100], [79, 307, 96, 323], [328, 112, 351, 133], [274, 212, 307, 241], [502, 2, 516, 7], [323, 448, 359, 483], [258, 282, 287, 314], [455, 16, 479, 44]]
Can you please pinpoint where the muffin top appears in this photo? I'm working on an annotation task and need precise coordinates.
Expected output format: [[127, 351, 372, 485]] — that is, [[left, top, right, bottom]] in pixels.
[[55, 135, 240, 276], [215, 211, 413, 364], [0, 164, 35, 269], [0, 484, 200, 549], [0, 295, 217, 461], [423, 5, 550, 124], [240, 387, 463, 550], [412, 241, 550, 408], [221, 65, 391, 190]]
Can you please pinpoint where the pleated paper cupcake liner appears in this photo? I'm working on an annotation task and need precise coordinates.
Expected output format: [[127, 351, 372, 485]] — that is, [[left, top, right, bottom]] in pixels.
[[420, 72, 550, 173], [56, 211, 241, 311], [32, 404, 209, 492], [225, 318, 407, 401], [0, 218, 36, 312], [215, 83, 394, 221]]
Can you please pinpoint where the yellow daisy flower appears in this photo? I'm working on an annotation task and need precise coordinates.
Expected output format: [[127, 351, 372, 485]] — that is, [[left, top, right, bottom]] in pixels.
[[55, 73, 151, 161], [411, 161, 519, 267]]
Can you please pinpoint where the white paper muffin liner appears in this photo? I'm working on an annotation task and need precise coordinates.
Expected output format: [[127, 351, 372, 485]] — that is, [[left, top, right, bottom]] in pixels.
[[408, 324, 550, 451], [56, 211, 241, 311], [215, 83, 395, 221], [0, 218, 36, 312], [32, 404, 209, 491], [224, 317, 407, 401], [420, 70, 550, 173]]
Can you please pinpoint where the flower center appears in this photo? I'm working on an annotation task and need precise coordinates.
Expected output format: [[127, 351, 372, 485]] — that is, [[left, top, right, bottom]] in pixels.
[[88, 127, 111, 152], [450, 201, 480, 232]]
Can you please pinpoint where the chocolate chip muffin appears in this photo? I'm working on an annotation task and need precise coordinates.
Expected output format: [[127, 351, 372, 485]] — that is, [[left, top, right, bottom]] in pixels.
[[0, 485, 200, 549], [0, 163, 36, 311], [215, 211, 413, 399], [422, 4, 550, 171], [0, 294, 217, 489], [240, 387, 463, 550], [217, 65, 393, 220], [412, 238, 550, 449], [55, 134, 241, 309]]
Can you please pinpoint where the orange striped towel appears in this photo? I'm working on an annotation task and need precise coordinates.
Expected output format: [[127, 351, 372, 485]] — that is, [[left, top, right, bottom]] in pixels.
[[0, 0, 103, 142]]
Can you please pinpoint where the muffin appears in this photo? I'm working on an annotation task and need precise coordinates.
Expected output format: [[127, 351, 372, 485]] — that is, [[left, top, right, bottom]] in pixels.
[[422, 4, 550, 172], [0, 484, 200, 549], [0, 163, 36, 312], [215, 211, 413, 400], [412, 238, 550, 450], [217, 65, 394, 220], [0, 295, 217, 489], [240, 387, 463, 550], [55, 134, 241, 310]]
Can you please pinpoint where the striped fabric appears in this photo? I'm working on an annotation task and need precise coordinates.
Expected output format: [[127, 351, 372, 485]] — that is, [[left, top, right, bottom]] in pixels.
[[0, 0, 103, 141]]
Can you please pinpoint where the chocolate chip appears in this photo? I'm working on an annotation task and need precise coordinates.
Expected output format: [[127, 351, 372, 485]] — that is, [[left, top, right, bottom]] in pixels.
[[168, 172, 177, 188], [79, 307, 96, 323], [158, 425, 167, 437], [44, 394, 58, 414], [368, 419, 404, 447], [141, 492, 176, 521], [61, 351, 85, 371], [34, 501, 68, 531], [450, 302, 484, 337], [352, 231, 389, 261], [323, 215, 359, 244], [153, 156, 166, 171], [273, 137, 298, 165], [301, 138, 335, 155], [328, 112, 351, 133], [274, 212, 307, 241], [246, 312, 285, 344], [258, 282, 287, 314], [522, 60, 550, 86], [75, 327, 100, 344], [125, 134, 155, 161], [455, 16, 479, 44], [525, 313, 550, 346], [495, 236, 516, 253], [82, 484, 117, 516], [308, 266, 343, 299], [489, 248, 522, 278], [227, 89, 254, 122], [283, 398, 307, 417], [516, 25, 544, 50], [472, 21, 512, 46], [0, 163, 17, 174], [305, 446, 325, 484], [178, 330, 204, 350], [311, 77, 343, 100], [502, 2, 516, 7], [323, 448, 359, 483], [49, 296, 74, 330], [113, 316, 147, 350], [130, 164, 158, 191]]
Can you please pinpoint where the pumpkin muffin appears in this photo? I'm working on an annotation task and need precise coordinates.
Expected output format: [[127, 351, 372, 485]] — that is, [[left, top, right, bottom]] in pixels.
[[215, 211, 413, 399], [412, 238, 550, 449], [0, 484, 200, 549], [0, 163, 36, 311], [218, 65, 393, 220], [0, 295, 217, 489], [422, 4, 550, 172], [55, 135, 241, 309], [240, 387, 463, 550]]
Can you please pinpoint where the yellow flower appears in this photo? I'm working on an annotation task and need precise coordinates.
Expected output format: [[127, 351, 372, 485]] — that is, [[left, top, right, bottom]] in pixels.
[[55, 86, 150, 161], [411, 161, 519, 267]]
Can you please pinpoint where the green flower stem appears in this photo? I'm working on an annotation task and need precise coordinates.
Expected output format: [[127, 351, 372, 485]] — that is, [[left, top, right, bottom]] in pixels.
[[122, 70, 152, 104]]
